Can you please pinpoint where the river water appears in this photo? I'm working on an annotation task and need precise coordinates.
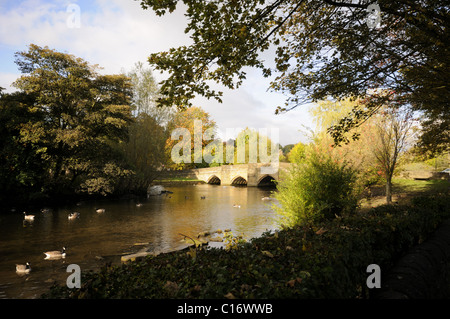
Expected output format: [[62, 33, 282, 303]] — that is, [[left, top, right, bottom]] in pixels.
[[0, 184, 278, 299]]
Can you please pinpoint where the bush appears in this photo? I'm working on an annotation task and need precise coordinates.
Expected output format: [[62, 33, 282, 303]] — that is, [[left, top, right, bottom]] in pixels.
[[274, 149, 359, 227]]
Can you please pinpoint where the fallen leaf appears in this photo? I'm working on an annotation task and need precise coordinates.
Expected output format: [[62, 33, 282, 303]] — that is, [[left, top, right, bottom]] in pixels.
[[261, 250, 274, 258], [224, 292, 236, 299], [315, 227, 328, 235], [287, 277, 303, 287]]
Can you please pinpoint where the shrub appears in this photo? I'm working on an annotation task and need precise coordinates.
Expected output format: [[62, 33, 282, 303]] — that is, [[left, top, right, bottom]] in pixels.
[[274, 148, 359, 227]]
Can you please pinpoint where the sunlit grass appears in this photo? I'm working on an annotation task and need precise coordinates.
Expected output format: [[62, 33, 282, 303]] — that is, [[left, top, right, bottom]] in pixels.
[[392, 177, 449, 193]]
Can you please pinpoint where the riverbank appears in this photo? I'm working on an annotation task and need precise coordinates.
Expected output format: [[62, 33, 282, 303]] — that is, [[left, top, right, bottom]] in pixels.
[[151, 179, 206, 187], [44, 192, 450, 299]]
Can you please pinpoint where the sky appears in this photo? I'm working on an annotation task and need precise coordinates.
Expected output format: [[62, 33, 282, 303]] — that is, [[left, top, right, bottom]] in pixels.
[[0, 0, 315, 146]]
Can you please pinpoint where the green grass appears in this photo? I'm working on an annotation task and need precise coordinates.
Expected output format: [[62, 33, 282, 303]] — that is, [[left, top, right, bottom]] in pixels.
[[392, 177, 449, 194], [359, 177, 449, 210]]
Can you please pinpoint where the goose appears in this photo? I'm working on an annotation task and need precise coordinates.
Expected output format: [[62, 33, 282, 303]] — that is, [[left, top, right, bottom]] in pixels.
[[44, 247, 66, 259], [68, 212, 80, 220], [23, 212, 35, 221], [232, 204, 241, 208], [16, 262, 31, 274], [95, 208, 105, 213]]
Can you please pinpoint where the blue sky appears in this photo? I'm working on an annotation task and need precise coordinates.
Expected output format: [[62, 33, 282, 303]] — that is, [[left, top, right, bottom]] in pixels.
[[0, 0, 314, 145]]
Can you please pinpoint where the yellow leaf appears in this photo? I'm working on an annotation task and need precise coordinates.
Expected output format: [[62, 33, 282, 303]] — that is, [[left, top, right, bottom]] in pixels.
[[261, 250, 274, 258], [224, 292, 236, 299]]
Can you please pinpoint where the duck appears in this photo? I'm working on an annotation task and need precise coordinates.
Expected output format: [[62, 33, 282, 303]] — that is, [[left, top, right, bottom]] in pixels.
[[44, 247, 66, 259], [16, 262, 31, 274], [68, 212, 80, 220], [23, 212, 35, 221], [232, 204, 241, 208], [95, 208, 105, 213]]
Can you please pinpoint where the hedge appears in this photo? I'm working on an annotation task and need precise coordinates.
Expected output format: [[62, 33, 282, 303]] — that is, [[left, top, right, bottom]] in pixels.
[[44, 194, 450, 299]]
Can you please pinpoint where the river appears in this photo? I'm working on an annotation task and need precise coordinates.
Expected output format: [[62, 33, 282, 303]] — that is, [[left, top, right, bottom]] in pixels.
[[0, 184, 278, 299]]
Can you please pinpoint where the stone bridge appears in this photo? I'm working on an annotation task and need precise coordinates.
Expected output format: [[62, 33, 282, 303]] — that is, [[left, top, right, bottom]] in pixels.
[[160, 163, 291, 187]]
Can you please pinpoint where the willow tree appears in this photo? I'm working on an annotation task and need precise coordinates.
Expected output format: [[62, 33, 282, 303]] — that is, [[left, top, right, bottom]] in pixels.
[[138, 0, 449, 152]]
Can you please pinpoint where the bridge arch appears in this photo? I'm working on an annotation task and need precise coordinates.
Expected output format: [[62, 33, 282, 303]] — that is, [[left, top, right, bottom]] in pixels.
[[257, 175, 277, 187], [231, 176, 247, 186], [207, 175, 221, 185]]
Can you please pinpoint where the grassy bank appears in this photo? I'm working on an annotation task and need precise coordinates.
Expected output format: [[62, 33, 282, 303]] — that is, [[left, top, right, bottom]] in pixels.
[[44, 191, 450, 299], [151, 177, 205, 186]]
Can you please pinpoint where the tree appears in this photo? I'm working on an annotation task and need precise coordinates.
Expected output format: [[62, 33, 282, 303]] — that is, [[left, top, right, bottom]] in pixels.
[[287, 142, 306, 163], [138, 0, 449, 151], [369, 106, 416, 203], [10, 44, 133, 196], [309, 97, 381, 189], [120, 113, 168, 194], [0, 91, 49, 203], [165, 106, 217, 169], [282, 144, 295, 156], [127, 61, 175, 125], [233, 127, 278, 165], [118, 62, 173, 193]]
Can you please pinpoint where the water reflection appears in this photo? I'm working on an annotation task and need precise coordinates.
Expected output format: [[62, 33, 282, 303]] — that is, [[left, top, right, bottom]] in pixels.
[[0, 184, 277, 298]]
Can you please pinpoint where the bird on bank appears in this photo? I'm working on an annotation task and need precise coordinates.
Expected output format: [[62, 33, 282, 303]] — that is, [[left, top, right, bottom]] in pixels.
[[68, 212, 80, 220], [16, 262, 31, 274], [95, 208, 105, 213], [44, 247, 66, 259], [23, 212, 35, 221]]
